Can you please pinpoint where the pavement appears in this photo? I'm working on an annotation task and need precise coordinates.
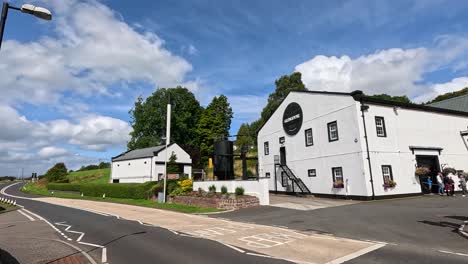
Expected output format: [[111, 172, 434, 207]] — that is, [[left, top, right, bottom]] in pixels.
[[269, 194, 359, 211], [0, 209, 91, 264], [211, 195, 468, 263], [0, 182, 385, 264]]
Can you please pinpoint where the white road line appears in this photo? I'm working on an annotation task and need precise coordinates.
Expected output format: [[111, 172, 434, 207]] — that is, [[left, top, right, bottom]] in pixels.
[[438, 250, 468, 257], [53, 239, 98, 264], [55, 222, 85, 241], [17, 208, 98, 264], [325, 243, 386, 264], [101, 247, 107, 263], [246, 252, 313, 264], [219, 242, 245, 253], [78, 241, 105, 248], [18, 209, 35, 221]]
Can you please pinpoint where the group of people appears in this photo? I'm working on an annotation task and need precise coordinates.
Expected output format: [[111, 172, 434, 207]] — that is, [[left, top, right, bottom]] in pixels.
[[433, 172, 467, 197]]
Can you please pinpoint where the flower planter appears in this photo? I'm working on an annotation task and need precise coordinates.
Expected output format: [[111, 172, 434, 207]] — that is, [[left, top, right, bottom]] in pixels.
[[333, 183, 344, 188]]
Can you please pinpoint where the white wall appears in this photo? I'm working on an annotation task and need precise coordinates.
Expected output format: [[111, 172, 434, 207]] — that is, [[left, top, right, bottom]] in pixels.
[[112, 143, 193, 183], [362, 104, 468, 196], [193, 178, 270, 205], [258, 92, 368, 197], [111, 157, 152, 183]]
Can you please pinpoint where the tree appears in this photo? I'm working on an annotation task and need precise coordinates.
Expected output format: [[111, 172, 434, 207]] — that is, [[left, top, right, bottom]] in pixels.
[[167, 152, 179, 174], [45, 163, 68, 182], [196, 95, 233, 165], [128, 86, 203, 150], [98, 162, 111, 169], [259, 72, 306, 126], [426, 87, 468, 104], [368, 94, 412, 104], [235, 123, 254, 149]]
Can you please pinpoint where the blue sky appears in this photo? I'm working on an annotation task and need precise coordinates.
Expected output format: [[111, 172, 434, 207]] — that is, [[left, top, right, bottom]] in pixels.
[[1, 0, 468, 175]]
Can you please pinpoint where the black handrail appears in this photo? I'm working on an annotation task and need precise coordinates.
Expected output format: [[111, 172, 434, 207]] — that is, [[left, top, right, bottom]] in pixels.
[[278, 164, 311, 194]]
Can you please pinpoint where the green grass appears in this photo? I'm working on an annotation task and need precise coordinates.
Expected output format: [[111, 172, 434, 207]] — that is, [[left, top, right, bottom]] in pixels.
[[22, 183, 222, 214], [0, 202, 18, 214], [67, 168, 110, 184]]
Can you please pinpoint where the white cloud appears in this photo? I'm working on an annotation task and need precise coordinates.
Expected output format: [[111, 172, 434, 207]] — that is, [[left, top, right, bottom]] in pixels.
[[295, 48, 429, 97], [38, 146, 69, 159], [0, 0, 193, 105], [228, 94, 268, 123], [413, 77, 468, 103]]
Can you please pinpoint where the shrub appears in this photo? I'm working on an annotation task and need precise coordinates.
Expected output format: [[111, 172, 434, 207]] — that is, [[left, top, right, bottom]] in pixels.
[[79, 181, 155, 199], [235, 187, 244, 196], [178, 179, 193, 193], [45, 163, 68, 182], [208, 185, 216, 193], [221, 185, 228, 194], [415, 167, 430, 177], [166, 179, 179, 194], [47, 183, 81, 192]]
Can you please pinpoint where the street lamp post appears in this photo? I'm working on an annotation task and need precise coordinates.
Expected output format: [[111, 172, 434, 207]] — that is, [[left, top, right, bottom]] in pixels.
[[0, 2, 52, 50]]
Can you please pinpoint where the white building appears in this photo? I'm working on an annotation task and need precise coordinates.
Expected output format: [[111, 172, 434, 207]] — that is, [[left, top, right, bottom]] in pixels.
[[111, 143, 192, 183], [258, 90, 468, 199]]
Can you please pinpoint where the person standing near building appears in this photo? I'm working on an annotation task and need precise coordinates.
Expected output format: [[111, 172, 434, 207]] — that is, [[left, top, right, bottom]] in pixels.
[[437, 173, 444, 196], [458, 173, 467, 197], [426, 177, 433, 194], [448, 176, 455, 196]]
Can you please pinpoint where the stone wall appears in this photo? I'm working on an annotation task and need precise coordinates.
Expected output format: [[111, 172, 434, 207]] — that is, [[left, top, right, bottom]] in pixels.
[[169, 195, 259, 210]]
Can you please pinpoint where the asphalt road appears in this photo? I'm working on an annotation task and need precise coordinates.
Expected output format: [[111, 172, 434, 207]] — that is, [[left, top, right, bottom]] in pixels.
[[0, 182, 288, 264], [212, 195, 468, 264]]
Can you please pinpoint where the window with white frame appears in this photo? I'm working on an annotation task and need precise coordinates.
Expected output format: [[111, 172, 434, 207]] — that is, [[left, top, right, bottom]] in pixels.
[[327, 121, 339, 142], [305, 128, 313, 146], [375, 116, 387, 137], [264, 141, 269, 155], [382, 165, 393, 184], [332, 167, 343, 183]]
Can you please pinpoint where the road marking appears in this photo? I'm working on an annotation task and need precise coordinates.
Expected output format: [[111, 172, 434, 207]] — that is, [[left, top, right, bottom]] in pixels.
[[325, 243, 386, 264], [78, 241, 105, 248], [53, 238, 98, 264], [219, 242, 245, 253], [55, 222, 85, 241], [101, 247, 107, 263], [238, 232, 305, 249], [18, 209, 35, 221], [438, 250, 468, 257], [17, 207, 99, 264]]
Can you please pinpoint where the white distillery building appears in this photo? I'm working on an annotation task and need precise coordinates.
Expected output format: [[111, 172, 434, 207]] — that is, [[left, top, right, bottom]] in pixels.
[[111, 143, 192, 183], [257, 90, 468, 199]]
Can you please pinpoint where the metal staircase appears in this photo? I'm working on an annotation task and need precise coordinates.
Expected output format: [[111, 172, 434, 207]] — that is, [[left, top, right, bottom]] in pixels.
[[278, 164, 311, 194]]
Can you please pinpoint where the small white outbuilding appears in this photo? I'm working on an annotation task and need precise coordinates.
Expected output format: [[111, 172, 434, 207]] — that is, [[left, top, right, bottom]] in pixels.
[[111, 143, 192, 183], [258, 90, 468, 199]]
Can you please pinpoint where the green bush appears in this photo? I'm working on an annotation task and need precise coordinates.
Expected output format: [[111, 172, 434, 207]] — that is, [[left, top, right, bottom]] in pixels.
[[47, 182, 156, 199], [235, 187, 244, 196], [221, 185, 228, 194], [47, 183, 81, 192], [45, 163, 68, 182], [208, 185, 216, 193]]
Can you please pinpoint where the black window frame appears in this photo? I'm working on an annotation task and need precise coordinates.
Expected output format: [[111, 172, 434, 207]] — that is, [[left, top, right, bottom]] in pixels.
[[264, 141, 269, 155], [375, 116, 387, 137], [332, 167, 343, 183], [381, 165, 393, 184], [305, 128, 313, 146], [279, 137, 285, 144], [265, 172, 270, 178], [327, 121, 339, 142], [308, 169, 316, 177]]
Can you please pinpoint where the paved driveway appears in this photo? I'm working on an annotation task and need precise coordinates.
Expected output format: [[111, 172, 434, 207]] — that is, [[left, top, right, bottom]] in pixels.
[[269, 194, 359, 211], [212, 195, 468, 263]]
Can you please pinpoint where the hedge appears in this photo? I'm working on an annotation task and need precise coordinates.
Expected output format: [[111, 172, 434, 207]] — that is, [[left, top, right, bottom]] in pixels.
[[47, 181, 156, 199], [47, 183, 81, 192]]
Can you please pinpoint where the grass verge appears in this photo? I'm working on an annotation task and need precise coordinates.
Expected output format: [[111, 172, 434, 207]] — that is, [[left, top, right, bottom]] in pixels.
[[0, 202, 17, 214], [22, 183, 222, 214]]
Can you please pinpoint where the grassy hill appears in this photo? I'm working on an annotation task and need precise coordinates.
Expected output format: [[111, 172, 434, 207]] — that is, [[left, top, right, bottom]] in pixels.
[[67, 168, 110, 184]]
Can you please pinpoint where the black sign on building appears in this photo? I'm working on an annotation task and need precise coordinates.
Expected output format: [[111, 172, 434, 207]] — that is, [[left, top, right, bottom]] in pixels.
[[282, 102, 303, 136]]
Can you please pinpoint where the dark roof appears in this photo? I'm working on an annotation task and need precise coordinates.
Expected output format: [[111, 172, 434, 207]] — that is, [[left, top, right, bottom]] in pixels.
[[112, 145, 168, 162], [352, 91, 468, 118], [257, 90, 468, 135], [428, 94, 468, 113]]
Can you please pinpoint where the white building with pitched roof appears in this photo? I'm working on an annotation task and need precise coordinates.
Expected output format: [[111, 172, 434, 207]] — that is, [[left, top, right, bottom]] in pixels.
[[111, 143, 192, 183], [258, 90, 468, 199]]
